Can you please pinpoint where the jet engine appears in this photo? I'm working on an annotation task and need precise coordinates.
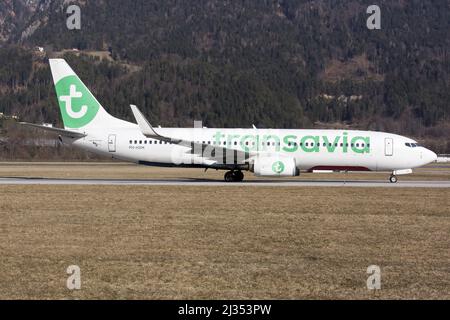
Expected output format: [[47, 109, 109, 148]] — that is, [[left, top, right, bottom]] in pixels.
[[252, 155, 299, 177]]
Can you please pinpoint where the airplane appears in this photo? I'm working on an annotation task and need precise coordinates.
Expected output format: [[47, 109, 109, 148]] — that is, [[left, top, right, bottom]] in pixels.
[[19, 59, 437, 183]]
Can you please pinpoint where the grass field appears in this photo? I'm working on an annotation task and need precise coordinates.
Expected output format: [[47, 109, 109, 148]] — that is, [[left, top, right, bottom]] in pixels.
[[0, 161, 450, 181], [0, 163, 449, 299]]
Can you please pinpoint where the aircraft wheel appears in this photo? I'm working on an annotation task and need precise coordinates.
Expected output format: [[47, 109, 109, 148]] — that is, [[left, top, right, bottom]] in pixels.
[[389, 175, 398, 183], [224, 171, 234, 182], [234, 171, 244, 182]]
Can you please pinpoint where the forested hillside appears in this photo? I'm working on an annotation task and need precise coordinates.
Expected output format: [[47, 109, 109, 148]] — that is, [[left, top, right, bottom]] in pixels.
[[0, 0, 449, 157]]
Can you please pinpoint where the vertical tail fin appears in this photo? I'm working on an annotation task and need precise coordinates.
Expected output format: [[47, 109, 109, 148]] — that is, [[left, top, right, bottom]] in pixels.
[[49, 59, 129, 130]]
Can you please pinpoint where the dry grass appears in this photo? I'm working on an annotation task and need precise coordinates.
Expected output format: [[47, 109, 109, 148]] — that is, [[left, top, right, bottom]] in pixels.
[[0, 162, 449, 181], [0, 171, 449, 299]]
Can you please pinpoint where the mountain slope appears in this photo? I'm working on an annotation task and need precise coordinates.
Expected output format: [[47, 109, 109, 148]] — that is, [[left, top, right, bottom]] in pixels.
[[0, 0, 449, 153]]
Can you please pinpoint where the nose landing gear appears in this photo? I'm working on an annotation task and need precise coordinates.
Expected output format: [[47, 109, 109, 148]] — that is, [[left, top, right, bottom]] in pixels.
[[224, 170, 244, 182], [389, 175, 398, 183]]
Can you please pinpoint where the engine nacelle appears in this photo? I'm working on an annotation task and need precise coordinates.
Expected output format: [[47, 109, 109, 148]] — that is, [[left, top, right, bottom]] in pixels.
[[252, 156, 299, 177]]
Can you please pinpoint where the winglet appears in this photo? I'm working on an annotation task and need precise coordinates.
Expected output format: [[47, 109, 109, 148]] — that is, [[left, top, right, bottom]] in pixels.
[[130, 104, 160, 137]]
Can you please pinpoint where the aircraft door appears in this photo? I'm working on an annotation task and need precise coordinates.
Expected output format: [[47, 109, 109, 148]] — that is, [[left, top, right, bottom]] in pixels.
[[108, 134, 116, 152], [385, 138, 393, 156]]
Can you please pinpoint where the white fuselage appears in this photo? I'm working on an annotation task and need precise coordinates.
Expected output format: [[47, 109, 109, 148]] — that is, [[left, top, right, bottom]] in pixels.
[[66, 123, 437, 173]]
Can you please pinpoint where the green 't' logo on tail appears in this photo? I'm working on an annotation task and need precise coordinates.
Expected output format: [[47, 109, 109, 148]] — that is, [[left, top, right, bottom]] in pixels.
[[272, 161, 285, 174], [55, 75, 100, 128]]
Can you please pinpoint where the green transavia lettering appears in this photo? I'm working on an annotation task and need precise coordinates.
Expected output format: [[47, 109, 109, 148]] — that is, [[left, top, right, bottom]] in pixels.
[[213, 131, 370, 154]]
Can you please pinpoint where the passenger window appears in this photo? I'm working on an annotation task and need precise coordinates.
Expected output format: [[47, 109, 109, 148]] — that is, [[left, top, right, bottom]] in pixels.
[[129, 140, 132, 144], [234, 141, 237, 145], [139, 140, 142, 144]]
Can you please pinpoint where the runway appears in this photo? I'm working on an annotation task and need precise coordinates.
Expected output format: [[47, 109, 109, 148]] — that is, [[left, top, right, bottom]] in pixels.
[[0, 177, 449, 187]]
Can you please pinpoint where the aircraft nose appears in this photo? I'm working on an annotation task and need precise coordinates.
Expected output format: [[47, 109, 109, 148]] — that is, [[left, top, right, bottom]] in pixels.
[[423, 148, 437, 164]]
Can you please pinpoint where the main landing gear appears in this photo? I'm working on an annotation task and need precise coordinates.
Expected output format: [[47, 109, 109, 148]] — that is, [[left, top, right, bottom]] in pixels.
[[389, 175, 398, 183], [224, 170, 244, 182]]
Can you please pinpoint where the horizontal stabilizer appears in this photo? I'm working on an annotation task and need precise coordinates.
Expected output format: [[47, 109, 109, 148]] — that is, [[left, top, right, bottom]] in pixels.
[[19, 122, 86, 138]]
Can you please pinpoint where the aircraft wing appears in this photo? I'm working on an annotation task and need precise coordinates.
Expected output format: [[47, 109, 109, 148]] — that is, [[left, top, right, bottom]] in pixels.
[[130, 105, 252, 164], [18, 122, 86, 138]]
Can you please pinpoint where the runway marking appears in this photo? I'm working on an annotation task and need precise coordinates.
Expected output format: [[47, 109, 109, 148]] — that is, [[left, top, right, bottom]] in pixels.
[[0, 177, 449, 187]]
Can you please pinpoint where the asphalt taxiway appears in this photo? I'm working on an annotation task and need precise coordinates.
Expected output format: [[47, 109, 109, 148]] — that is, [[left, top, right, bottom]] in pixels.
[[0, 177, 449, 187]]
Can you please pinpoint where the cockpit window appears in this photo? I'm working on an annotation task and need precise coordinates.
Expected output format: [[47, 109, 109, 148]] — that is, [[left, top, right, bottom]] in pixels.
[[406, 142, 422, 148]]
